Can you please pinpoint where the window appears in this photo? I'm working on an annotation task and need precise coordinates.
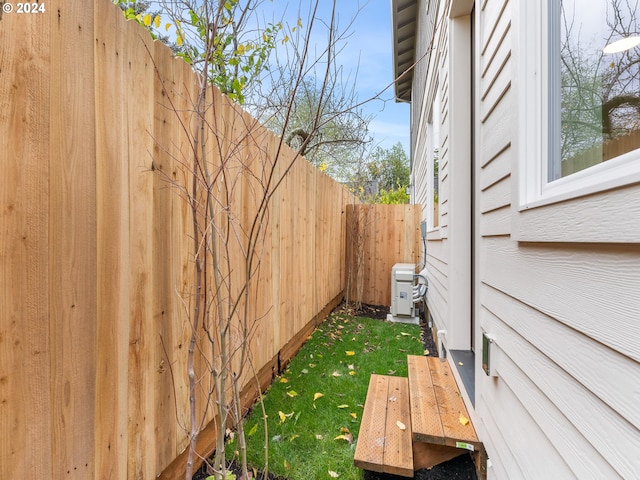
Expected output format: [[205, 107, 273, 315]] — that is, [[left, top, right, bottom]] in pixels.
[[550, 0, 640, 181], [518, 0, 640, 209]]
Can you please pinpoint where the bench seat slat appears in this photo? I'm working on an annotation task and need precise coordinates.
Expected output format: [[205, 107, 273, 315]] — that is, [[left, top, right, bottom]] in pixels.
[[383, 376, 413, 476], [354, 374, 414, 477], [408, 354, 444, 441]]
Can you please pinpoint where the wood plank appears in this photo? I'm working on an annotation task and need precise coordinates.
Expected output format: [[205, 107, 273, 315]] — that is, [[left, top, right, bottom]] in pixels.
[[124, 18, 156, 479], [0, 7, 51, 478], [407, 355, 444, 442], [49, 1, 97, 477], [354, 374, 390, 472], [383, 376, 414, 477], [94, 1, 129, 479], [427, 357, 479, 445], [152, 38, 178, 472]]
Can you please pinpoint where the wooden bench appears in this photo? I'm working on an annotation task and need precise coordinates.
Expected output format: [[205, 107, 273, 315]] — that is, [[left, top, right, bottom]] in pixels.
[[408, 355, 485, 476], [353, 374, 414, 477], [354, 356, 486, 479]]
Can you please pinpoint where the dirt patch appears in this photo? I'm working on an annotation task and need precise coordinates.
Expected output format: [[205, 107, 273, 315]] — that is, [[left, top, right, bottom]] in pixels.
[[364, 453, 477, 480], [334, 301, 390, 320]]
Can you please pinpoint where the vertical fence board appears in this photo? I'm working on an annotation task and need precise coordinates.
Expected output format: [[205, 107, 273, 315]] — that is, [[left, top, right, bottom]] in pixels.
[[0, 7, 52, 479], [152, 39, 179, 470], [124, 20, 157, 479], [49, 1, 97, 478], [94, 2, 130, 479]]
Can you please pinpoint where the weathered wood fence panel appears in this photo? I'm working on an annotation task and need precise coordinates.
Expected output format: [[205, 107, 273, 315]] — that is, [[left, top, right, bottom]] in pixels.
[[346, 204, 421, 307], [0, 1, 351, 478]]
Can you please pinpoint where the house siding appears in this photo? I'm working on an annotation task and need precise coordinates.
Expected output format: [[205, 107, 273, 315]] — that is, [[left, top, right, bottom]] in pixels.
[[407, 0, 640, 478]]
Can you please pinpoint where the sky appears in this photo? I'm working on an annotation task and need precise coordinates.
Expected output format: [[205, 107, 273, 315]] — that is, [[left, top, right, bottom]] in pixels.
[[147, 0, 411, 153], [328, 1, 411, 153], [258, 0, 411, 153]]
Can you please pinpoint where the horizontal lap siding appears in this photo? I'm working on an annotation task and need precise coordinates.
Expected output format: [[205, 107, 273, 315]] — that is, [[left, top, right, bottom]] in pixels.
[[477, 1, 640, 478]]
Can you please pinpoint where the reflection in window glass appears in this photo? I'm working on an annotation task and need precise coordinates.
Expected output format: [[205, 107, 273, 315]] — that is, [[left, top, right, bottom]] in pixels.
[[551, 0, 640, 180]]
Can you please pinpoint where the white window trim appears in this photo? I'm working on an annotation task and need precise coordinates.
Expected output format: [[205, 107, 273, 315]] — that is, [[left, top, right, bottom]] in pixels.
[[517, 0, 640, 212]]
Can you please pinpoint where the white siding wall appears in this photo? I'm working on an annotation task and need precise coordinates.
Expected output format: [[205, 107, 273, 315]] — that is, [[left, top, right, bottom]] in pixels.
[[410, 0, 640, 478]]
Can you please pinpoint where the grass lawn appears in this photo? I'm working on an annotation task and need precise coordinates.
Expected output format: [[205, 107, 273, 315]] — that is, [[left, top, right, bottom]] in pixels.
[[226, 309, 425, 479]]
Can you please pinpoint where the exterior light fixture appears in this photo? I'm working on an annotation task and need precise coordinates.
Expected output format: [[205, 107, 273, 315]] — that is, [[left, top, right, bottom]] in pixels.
[[603, 36, 640, 54]]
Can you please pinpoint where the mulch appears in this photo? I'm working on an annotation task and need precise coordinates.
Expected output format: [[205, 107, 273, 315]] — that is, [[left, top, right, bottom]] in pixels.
[[193, 303, 478, 480]]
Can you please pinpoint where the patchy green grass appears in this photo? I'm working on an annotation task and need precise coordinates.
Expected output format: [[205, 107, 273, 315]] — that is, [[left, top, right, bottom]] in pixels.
[[227, 311, 424, 479]]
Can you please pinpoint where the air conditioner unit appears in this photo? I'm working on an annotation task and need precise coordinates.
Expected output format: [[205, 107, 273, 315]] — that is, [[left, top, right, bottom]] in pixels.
[[388, 263, 419, 324]]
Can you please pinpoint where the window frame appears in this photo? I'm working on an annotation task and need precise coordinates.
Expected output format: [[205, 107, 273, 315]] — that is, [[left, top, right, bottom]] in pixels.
[[517, 0, 640, 212]]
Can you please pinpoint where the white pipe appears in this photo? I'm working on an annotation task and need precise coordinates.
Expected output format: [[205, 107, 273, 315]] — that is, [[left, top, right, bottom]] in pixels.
[[437, 329, 447, 361]]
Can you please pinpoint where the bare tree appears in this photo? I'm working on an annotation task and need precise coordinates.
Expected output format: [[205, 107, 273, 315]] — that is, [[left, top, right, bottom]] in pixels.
[[143, 1, 374, 478], [246, 3, 375, 181]]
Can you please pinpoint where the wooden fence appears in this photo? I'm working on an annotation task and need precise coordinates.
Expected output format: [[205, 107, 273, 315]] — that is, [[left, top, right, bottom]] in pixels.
[[0, 1, 420, 478], [0, 2, 352, 478], [346, 204, 422, 307]]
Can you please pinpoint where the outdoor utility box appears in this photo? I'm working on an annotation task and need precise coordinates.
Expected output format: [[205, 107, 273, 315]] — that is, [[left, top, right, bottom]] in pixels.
[[390, 263, 416, 320]]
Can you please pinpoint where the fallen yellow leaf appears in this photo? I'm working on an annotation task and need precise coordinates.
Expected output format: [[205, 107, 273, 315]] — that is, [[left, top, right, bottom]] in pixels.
[[350, 412, 357, 419], [278, 411, 287, 424], [286, 390, 298, 397], [331, 371, 342, 377], [289, 434, 299, 442], [459, 414, 469, 426], [334, 434, 350, 442], [396, 420, 406, 430], [314, 392, 324, 401], [337, 404, 349, 409], [284, 459, 291, 470], [349, 371, 356, 376], [247, 424, 258, 436], [345, 351, 355, 356], [279, 377, 289, 383]]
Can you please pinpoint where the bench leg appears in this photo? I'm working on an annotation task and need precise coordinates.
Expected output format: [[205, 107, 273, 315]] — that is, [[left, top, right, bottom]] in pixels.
[[473, 444, 487, 480], [412, 442, 466, 471]]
